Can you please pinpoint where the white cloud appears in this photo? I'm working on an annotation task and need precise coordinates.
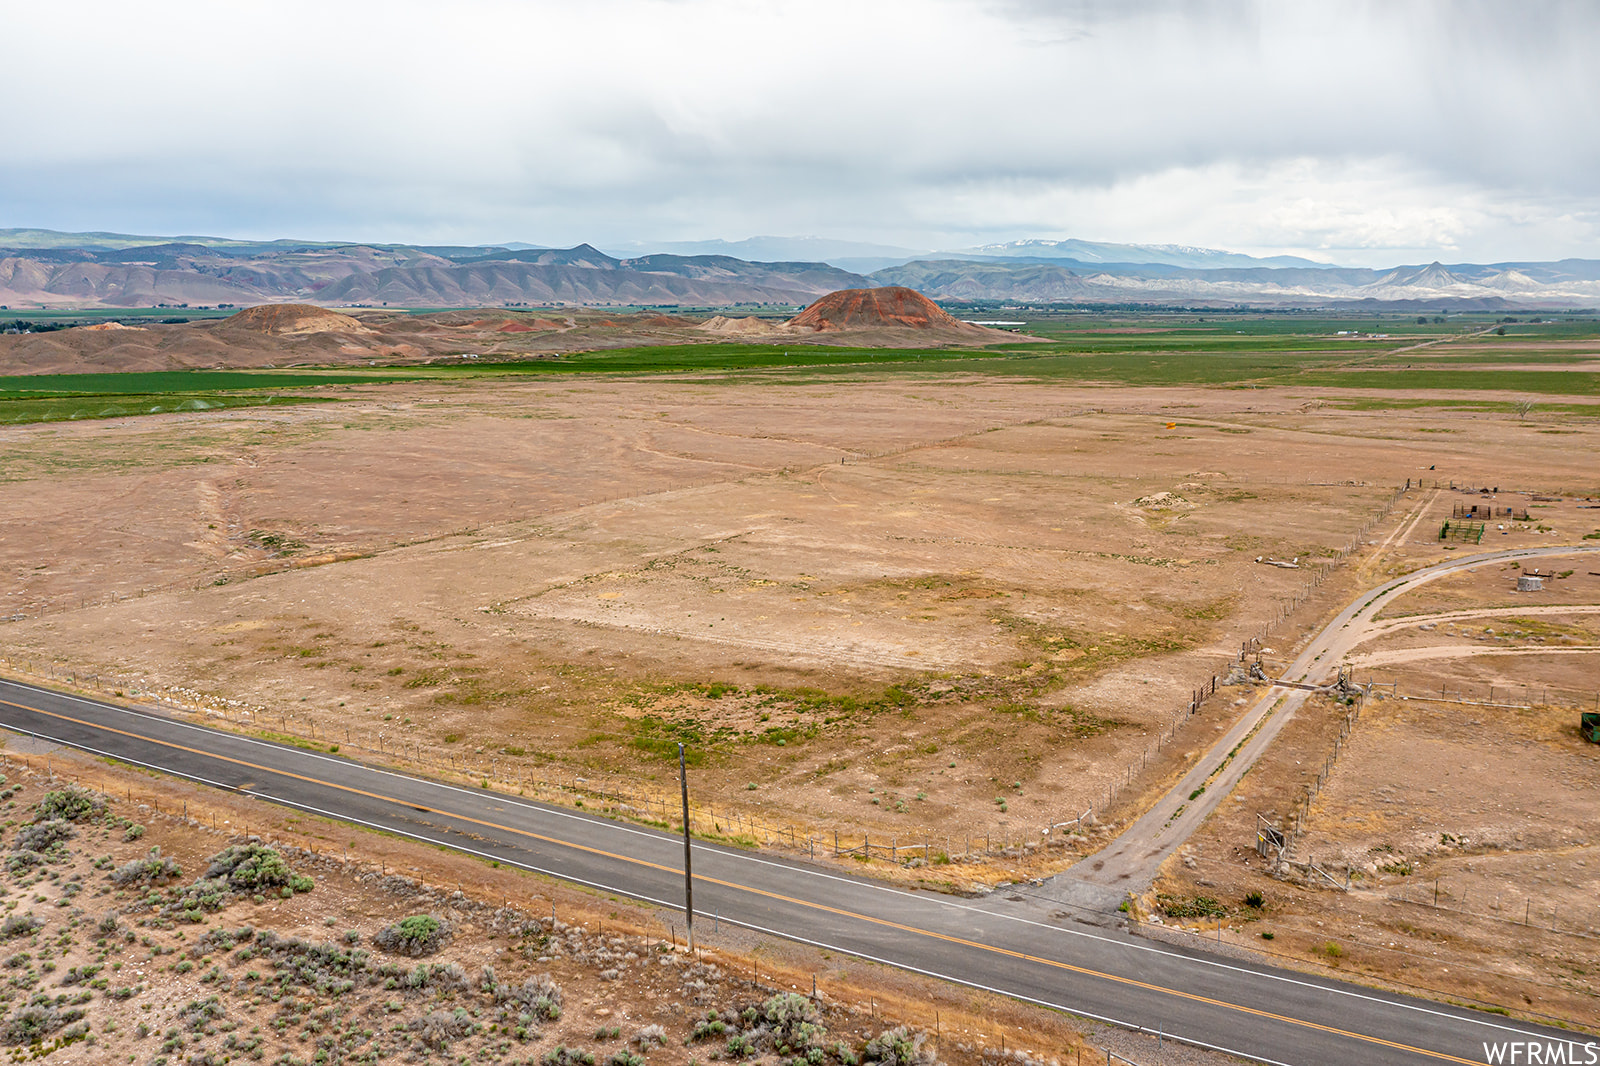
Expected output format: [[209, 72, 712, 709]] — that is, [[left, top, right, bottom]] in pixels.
[[1, 0, 1596, 263]]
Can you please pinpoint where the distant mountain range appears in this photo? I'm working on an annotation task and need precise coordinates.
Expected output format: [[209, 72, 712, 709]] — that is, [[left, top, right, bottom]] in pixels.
[[599, 236, 925, 274], [2, 228, 1596, 310], [599, 237, 1339, 274], [870, 258, 1600, 309], [943, 238, 1334, 270], [0, 236, 861, 310]]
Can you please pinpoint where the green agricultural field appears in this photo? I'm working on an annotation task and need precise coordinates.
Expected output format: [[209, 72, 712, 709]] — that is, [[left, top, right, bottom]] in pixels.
[[2, 312, 1597, 426], [0, 369, 385, 425], [0, 369, 389, 397], [3, 307, 239, 328], [0, 392, 340, 425]]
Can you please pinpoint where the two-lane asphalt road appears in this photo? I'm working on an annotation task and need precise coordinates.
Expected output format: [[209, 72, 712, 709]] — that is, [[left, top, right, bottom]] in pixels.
[[0, 675, 1586, 1065]]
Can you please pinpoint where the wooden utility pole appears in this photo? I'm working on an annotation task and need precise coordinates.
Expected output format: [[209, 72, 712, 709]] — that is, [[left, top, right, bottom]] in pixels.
[[680, 743, 695, 955]]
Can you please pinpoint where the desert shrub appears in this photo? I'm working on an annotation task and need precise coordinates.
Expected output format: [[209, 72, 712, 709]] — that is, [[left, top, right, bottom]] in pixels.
[[202, 844, 292, 891], [5, 851, 43, 875], [247, 931, 373, 995], [169, 878, 231, 917], [761, 992, 827, 1048], [180, 996, 226, 1032], [607, 1052, 644, 1066], [34, 788, 103, 823], [0, 915, 42, 939], [122, 824, 146, 842], [411, 1009, 470, 1050], [543, 1047, 596, 1066], [153, 845, 307, 919], [864, 1027, 934, 1066], [57, 963, 101, 986], [191, 926, 254, 958], [1, 1004, 81, 1045], [691, 1012, 732, 1041], [404, 961, 468, 994], [110, 847, 182, 886], [495, 974, 563, 1020], [374, 914, 452, 957], [631, 1024, 667, 1048], [14, 819, 73, 853]]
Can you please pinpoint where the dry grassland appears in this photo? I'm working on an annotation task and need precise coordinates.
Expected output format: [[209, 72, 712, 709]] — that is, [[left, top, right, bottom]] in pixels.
[[1, 381, 1596, 855]]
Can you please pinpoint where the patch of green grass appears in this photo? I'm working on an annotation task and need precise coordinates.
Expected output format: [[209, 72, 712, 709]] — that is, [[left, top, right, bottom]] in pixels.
[[0, 367, 397, 426], [0, 368, 384, 397], [1293, 368, 1599, 396], [1155, 893, 1228, 919], [0, 392, 335, 425], [755, 723, 817, 747], [250, 730, 333, 753], [626, 716, 730, 763]]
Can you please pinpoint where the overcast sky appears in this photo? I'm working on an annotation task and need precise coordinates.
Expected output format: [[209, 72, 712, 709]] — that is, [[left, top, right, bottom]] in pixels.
[[4, 0, 1597, 265]]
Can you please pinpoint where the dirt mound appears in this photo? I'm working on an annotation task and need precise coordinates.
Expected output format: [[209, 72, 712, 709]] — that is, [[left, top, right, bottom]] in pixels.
[[463, 319, 565, 333], [222, 303, 373, 336], [698, 315, 791, 336], [1133, 491, 1191, 510], [79, 321, 147, 332], [789, 286, 986, 334]]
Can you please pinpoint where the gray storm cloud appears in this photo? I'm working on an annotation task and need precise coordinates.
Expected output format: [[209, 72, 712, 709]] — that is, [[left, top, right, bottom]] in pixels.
[[1, 0, 1595, 263]]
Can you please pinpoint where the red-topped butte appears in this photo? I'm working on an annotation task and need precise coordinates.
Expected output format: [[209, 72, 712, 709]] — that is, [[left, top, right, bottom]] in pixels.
[[790, 286, 991, 335], [221, 303, 373, 336]]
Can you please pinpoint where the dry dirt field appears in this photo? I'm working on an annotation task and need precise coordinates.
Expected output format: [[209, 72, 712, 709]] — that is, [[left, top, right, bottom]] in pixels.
[[1147, 488, 1600, 1026], [3, 366, 1599, 1033]]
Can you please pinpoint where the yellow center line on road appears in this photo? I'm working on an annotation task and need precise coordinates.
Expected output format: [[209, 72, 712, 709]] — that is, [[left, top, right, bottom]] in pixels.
[[0, 694, 1481, 1065]]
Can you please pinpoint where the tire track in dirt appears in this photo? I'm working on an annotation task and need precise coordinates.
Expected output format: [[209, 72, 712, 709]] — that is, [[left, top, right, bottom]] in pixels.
[[1346, 644, 1600, 668], [1360, 603, 1600, 635]]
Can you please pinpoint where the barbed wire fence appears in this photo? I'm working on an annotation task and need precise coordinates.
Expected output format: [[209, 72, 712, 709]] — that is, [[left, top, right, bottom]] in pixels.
[[1386, 879, 1600, 940], [1100, 481, 1416, 826], [1130, 865, 1599, 1025]]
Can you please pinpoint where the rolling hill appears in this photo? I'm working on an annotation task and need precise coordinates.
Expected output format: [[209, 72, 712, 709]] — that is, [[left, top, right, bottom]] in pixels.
[[0, 236, 868, 310]]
